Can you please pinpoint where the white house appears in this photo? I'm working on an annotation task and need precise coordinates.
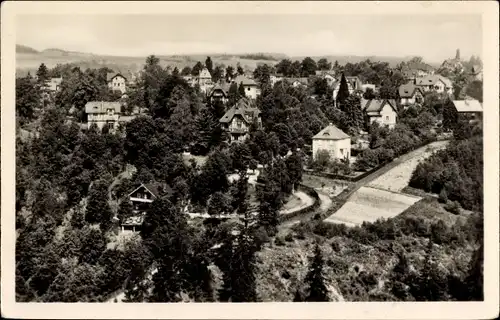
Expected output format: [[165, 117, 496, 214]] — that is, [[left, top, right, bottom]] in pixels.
[[452, 98, 483, 122], [107, 73, 128, 94], [312, 123, 351, 162], [197, 67, 213, 93], [361, 99, 398, 129], [416, 75, 453, 95], [398, 84, 424, 107], [44, 77, 63, 92], [232, 75, 260, 99], [270, 74, 284, 87]]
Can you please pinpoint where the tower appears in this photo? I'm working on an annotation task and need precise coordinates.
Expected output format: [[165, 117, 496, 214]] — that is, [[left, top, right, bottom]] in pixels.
[[455, 48, 461, 60]]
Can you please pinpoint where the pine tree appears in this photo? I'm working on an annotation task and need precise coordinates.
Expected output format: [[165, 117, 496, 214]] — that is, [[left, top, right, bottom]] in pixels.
[[36, 63, 49, 84], [205, 56, 213, 75], [336, 73, 350, 108], [85, 180, 113, 231], [238, 82, 246, 98], [305, 244, 329, 301]]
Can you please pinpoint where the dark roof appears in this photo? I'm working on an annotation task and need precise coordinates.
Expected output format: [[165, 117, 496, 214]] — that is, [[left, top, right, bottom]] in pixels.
[[128, 182, 172, 199], [233, 75, 257, 86], [107, 72, 128, 82], [398, 84, 422, 98], [85, 101, 122, 114], [209, 83, 230, 97], [312, 123, 350, 140], [361, 99, 397, 115], [219, 98, 261, 124]]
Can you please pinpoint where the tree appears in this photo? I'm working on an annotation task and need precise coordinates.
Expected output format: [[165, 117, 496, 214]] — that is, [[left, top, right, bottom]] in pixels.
[[212, 66, 223, 83], [85, 180, 113, 231], [275, 59, 292, 76], [180, 66, 192, 76], [205, 56, 213, 75], [79, 226, 107, 265], [191, 61, 204, 76], [207, 191, 232, 217], [36, 63, 49, 84], [300, 57, 318, 77], [290, 61, 302, 77], [16, 76, 40, 123], [238, 82, 246, 98], [253, 64, 272, 86], [237, 64, 244, 75], [305, 244, 329, 301], [336, 73, 350, 107], [343, 95, 364, 131], [225, 66, 235, 81], [317, 58, 332, 71], [117, 199, 134, 223]]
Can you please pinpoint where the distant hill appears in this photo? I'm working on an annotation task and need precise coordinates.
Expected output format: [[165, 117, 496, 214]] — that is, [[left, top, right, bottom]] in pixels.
[[16, 44, 39, 54], [16, 43, 441, 77]]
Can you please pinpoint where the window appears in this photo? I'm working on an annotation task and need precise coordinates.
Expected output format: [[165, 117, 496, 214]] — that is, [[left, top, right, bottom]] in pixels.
[[340, 148, 344, 155], [385, 116, 389, 121], [236, 119, 242, 128], [247, 87, 251, 91]]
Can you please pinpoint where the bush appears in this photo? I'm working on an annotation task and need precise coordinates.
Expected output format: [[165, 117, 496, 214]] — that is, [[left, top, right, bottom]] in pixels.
[[444, 201, 461, 215], [313, 222, 348, 238], [438, 188, 448, 203], [284, 233, 294, 242], [275, 237, 285, 246]]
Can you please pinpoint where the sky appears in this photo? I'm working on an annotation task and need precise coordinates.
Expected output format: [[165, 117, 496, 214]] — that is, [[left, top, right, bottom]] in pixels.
[[16, 14, 482, 63]]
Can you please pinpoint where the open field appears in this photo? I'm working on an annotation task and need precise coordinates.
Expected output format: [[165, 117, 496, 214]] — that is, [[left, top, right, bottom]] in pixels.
[[367, 140, 449, 192], [324, 187, 421, 226]]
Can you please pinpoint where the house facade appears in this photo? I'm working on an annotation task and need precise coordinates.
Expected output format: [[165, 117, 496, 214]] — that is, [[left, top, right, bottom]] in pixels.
[[398, 84, 424, 107], [107, 73, 128, 94], [197, 67, 213, 93], [121, 183, 171, 232], [85, 101, 123, 131], [361, 99, 398, 129], [270, 74, 284, 87], [232, 75, 260, 99], [219, 98, 262, 142], [452, 99, 483, 122], [44, 77, 63, 92], [415, 75, 453, 95], [208, 84, 229, 104], [312, 123, 351, 162]]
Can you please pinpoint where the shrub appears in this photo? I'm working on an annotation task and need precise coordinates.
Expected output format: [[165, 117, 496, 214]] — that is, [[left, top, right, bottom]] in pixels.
[[284, 233, 294, 242], [313, 222, 348, 238], [438, 188, 448, 203], [275, 237, 285, 246], [444, 201, 461, 215]]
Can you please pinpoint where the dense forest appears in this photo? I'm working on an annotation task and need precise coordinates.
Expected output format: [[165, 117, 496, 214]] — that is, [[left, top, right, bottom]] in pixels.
[[15, 54, 483, 302]]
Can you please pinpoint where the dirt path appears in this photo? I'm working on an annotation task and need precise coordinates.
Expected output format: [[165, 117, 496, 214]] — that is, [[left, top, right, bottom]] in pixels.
[[280, 191, 315, 215]]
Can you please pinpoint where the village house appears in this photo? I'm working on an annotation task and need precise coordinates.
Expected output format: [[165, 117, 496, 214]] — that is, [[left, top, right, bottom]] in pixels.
[[315, 70, 337, 86], [182, 75, 196, 87], [121, 182, 172, 232], [398, 83, 424, 107], [44, 77, 63, 92], [361, 83, 377, 94], [270, 74, 284, 87], [85, 101, 135, 132], [232, 75, 261, 99], [415, 75, 453, 95], [107, 73, 128, 94], [361, 98, 398, 129], [197, 67, 213, 93], [452, 98, 483, 122], [285, 77, 309, 88], [219, 98, 262, 143], [440, 49, 464, 73], [312, 123, 351, 162], [208, 83, 229, 104]]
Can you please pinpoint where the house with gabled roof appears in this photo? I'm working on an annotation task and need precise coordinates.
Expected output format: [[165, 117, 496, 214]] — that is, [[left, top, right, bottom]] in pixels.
[[398, 83, 424, 107], [197, 67, 213, 93], [121, 182, 173, 233], [361, 98, 398, 129], [219, 98, 262, 143], [208, 83, 230, 104], [232, 75, 260, 99], [85, 101, 123, 132], [415, 75, 453, 95], [312, 123, 351, 162], [452, 98, 483, 122], [107, 72, 128, 94]]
